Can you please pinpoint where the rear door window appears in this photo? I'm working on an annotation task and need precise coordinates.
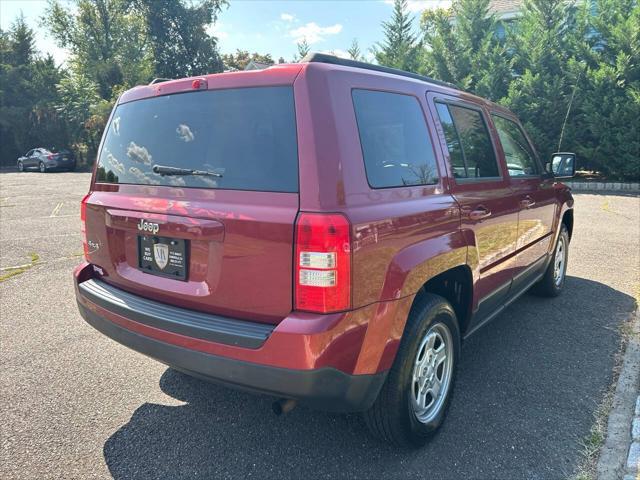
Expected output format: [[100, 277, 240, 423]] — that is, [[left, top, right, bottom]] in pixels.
[[352, 89, 439, 188], [435, 102, 500, 180], [96, 86, 299, 192], [435, 103, 466, 179], [491, 115, 540, 177]]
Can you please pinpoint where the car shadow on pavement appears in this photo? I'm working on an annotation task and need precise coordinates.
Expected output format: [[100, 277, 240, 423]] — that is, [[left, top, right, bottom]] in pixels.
[[103, 276, 636, 480]]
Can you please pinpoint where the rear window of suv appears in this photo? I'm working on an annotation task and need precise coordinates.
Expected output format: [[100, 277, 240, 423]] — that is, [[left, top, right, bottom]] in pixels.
[[96, 86, 299, 192]]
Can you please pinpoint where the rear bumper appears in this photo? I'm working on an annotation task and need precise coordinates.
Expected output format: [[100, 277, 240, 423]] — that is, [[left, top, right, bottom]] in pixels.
[[46, 160, 74, 169], [74, 263, 413, 412], [78, 300, 385, 411]]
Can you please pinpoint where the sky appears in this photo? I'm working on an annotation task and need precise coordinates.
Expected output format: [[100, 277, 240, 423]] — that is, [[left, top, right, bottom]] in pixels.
[[0, 0, 451, 65]]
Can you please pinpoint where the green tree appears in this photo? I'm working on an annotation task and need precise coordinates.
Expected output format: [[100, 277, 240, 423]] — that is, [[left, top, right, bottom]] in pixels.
[[295, 38, 310, 61], [347, 38, 364, 61], [222, 49, 274, 71], [374, 0, 421, 71], [0, 15, 69, 165], [135, 0, 226, 78], [55, 72, 113, 163], [55, 74, 100, 140], [501, 0, 578, 161], [7, 12, 35, 65], [29, 54, 69, 153], [44, 0, 152, 99], [571, 0, 640, 179], [421, 0, 511, 100]]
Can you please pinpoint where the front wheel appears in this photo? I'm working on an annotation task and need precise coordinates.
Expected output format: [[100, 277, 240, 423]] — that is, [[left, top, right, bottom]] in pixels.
[[532, 223, 569, 297], [17, 161, 24, 172], [363, 293, 460, 447], [39, 161, 47, 173]]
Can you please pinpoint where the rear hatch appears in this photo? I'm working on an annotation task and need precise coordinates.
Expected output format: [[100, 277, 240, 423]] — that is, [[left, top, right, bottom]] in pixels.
[[83, 78, 300, 324]]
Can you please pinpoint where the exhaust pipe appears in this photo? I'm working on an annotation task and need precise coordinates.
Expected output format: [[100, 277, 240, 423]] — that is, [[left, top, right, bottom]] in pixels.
[[272, 398, 297, 415]]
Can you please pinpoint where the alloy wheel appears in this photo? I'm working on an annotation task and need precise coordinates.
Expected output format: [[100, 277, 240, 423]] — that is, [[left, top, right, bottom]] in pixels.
[[410, 322, 454, 424], [553, 235, 566, 286]]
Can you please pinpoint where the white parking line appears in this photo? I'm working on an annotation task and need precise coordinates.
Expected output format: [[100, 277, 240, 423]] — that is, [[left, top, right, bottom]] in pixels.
[[37, 213, 77, 219], [49, 202, 64, 217]]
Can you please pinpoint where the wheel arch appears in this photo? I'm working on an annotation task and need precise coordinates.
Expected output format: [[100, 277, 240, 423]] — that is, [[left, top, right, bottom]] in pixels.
[[406, 265, 474, 338], [379, 230, 475, 340], [562, 208, 574, 241], [360, 232, 473, 374]]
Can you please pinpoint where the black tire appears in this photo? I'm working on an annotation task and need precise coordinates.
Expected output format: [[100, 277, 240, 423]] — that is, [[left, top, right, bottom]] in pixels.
[[363, 293, 460, 447], [532, 223, 569, 297], [39, 161, 47, 173], [17, 161, 24, 172]]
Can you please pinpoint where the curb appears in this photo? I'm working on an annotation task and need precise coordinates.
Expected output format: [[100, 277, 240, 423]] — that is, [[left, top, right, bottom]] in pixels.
[[566, 182, 640, 193], [623, 398, 640, 480], [597, 310, 640, 480]]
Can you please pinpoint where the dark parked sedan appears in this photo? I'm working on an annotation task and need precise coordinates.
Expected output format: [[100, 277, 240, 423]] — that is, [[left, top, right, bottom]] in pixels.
[[17, 148, 76, 172]]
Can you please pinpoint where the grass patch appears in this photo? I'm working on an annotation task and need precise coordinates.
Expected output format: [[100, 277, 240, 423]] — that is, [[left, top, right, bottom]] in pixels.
[[570, 308, 638, 480], [0, 252, 40, 282], [571, 388, 615, 480]]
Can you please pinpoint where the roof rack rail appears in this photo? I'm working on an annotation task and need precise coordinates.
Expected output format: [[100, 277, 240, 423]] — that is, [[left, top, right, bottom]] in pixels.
[[300, 52, 458, 90], [149, 78, 172, 85]]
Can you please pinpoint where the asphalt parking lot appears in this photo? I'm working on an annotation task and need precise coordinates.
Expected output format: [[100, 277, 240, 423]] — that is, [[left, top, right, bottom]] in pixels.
[[1, 171, 638, 479]]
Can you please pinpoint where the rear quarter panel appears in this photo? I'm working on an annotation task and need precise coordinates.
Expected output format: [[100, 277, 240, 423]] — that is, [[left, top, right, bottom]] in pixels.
[[295, 64, 465, 310]]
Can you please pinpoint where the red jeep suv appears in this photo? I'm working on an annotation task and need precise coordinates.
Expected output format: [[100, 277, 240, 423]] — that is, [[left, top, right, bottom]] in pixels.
[[74, 54, 575, 446]]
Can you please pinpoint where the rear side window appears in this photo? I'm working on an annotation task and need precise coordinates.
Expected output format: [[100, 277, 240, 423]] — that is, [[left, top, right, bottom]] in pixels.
[[435, 102, 500, 180], [491, 115, 540, 176], [352, 89, 439, 188], [435, 103, 466, 178], [96, 86, 298, 192]]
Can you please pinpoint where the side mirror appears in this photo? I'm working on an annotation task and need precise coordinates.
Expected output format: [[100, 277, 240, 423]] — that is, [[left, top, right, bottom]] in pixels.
[[546, 152, 576, 178]]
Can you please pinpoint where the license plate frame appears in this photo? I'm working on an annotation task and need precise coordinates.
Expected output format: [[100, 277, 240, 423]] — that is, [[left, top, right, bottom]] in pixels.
[[138, 235, 188, 281]]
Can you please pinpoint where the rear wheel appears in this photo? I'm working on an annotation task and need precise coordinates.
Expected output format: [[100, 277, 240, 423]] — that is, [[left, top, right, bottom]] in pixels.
[[532, 223, 569, 297], [17, 161, 24, 172], [39, 161, 47, 173], [363, 293, 460, 447]]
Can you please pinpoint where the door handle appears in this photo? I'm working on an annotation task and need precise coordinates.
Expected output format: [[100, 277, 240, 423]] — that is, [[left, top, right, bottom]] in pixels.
[[520, 196, 536, 209], [468, 206, 492, 221]]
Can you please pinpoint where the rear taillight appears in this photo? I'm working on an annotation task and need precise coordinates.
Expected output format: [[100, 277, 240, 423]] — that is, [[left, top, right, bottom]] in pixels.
[[294, 213, 351, 313], [47, 154, 54, 160], [80, 194, 90, 260]]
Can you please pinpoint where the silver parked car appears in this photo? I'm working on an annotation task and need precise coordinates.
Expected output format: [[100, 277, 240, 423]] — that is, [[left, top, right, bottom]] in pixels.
[[17, 148, 76, 172]]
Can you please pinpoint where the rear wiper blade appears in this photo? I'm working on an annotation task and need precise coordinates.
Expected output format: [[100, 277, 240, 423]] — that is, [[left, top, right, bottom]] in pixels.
[[152, 165, 223, 177]]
